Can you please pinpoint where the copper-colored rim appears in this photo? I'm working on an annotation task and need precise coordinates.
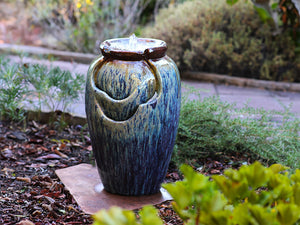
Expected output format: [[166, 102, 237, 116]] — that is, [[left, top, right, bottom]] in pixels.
[[100, 38, 167, 61]]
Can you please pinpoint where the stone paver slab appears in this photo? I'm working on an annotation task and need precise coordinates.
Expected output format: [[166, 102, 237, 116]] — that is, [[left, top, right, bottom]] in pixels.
[[8, 55, 51, 67], [273, 98, 300, 115], [269, 90, 300, 100], [50, 60, 76, 72], [182, 80, 216, 100], [219, 95, 284, 112], [1, 43, 97, 64], [216, 84, 269, 96], [74, 63, 90, 75], [67, 102, 86, 117], [182, 80, 216, 94], [55, 163, 172, 215]]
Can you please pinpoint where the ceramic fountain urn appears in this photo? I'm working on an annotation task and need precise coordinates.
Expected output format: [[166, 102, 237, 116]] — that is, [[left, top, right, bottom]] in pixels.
[[85, 35, 181, 196]]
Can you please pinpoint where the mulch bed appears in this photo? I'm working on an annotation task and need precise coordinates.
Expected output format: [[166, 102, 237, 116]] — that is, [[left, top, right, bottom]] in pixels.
[[0, 120, 249, 225], [0, 121, 93, 224]]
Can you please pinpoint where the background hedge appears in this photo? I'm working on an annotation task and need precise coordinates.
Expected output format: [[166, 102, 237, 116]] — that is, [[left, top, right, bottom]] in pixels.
[[142, 0, 300, 82]]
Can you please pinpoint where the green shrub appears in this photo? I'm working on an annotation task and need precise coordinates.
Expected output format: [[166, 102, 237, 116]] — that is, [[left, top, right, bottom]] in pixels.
[[0, 56, 85, 126], [93, 162, 300, 225], [22, 65, 84, 113], [26, 0, 186, 53], [21, 64, 85, 128], [227, 0, 300, 32], [142, 0, 300, 82], [0, 57, 28, 122], [175, 93, 300, 170], [166, 162, 300, 225], [27, 0, 149, 53]]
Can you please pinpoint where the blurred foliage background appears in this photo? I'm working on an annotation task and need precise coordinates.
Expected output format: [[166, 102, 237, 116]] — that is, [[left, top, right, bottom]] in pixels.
[[4, 0, 300, 82], [143, 0, 300, 82]]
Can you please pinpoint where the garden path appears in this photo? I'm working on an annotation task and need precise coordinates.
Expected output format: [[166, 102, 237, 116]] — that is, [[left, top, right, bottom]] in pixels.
[[7, 55, 300, 119]]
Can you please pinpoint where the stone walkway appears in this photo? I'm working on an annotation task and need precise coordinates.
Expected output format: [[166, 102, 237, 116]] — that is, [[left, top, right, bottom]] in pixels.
[[7, 55, 300, 119]]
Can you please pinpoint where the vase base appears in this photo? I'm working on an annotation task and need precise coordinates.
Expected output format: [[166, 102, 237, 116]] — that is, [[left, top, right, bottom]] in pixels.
[[55, 163, 172, 214], [96, 182, 161, 196]]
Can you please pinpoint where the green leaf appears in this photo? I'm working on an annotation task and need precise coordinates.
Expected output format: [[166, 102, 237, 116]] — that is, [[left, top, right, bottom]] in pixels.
[[232, 203, 279, 225], [293, 183, 300, 206], [239, 161, 270, 189], [276, 204, 300, 225], [232, 204, 257, 225], [213, 174, 248, 203], [248, 190, 272, 206], [163, 181, 192, 209], [200, 210, 232, 225], [271, 3, 278, 10], [201, 191, 228, 212], [247, 204, 279, 225], [224, 168, 243, 182], [226, 0, 239, 6], [254, 6, 272, 22], [92, 207, 138, 225], [171, 201, 191, 221], [272, 183, 293, 201], [180, 164, 209, 192], [291, 169, 300, 183], [269, 173, 290, 189], [269, 164, 289, 174], [140, 206, 163, 225]]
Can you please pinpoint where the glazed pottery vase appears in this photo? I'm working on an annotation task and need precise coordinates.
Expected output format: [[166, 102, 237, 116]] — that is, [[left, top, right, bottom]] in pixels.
[[85, 36, 181, 196]]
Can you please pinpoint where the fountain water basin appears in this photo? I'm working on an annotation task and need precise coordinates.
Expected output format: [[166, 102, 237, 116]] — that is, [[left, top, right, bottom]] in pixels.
[[100, 34, 167, 60]]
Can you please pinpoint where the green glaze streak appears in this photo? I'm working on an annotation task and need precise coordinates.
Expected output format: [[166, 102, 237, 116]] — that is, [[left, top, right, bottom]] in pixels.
[[94, 60, 156, 121]]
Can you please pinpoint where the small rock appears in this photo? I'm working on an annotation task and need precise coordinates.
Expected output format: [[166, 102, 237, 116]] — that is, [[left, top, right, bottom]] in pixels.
[[7, 131, 27, 141], [42, 203, 53, 212], [35, 154, 61, 161], [16, 177, 31, 183], [54, 149, 68, 158], [48, 130, 57, 136], [75, 124, 83, 131], [32, 210, 42, 216], [1, 148, 14, 159], [28, 138, 43, 144], [16, 219, 35, 225]]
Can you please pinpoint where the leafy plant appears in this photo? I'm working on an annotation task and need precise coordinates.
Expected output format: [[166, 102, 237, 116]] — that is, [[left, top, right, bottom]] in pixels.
[[26, 0, 153, 53], [174, 92, 300, 170], [0, 56, 85, 127], [21, 64, 49, 113], [93, 206, 162, 225], [21, 64, 85, 128], [93, 162, 300, 225], [0, 57, 28, 122], [25, 0, 190, 53], [44, 67, 84, 113], [166, 162, 300, 225]]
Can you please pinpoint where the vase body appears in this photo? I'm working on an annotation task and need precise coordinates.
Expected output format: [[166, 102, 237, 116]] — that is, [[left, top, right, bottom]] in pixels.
[[85, 37, 181, 196]]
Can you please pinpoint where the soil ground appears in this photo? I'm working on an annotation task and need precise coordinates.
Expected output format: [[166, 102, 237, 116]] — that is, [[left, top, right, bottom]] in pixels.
[[0, 120, 93, 224], [0, 119, 249, 224]]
